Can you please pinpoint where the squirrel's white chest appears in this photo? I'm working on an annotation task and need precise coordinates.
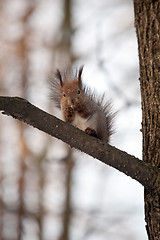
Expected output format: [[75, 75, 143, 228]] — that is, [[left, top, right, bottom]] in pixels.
[[72, 113, 89, 131]]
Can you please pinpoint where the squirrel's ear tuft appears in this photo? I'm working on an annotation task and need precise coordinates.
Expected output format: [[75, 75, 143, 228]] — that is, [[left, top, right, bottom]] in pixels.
[[78, 65, 84, 88], [56, 69, 63, 87]]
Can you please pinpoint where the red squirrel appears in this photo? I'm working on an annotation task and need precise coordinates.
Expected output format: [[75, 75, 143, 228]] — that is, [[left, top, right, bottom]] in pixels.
[[50, 66, 114, 143]]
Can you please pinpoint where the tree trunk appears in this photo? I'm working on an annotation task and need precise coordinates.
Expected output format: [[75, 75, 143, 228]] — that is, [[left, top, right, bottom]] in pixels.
[[134, 1, 160, 239], [59, 1, 74, 240]]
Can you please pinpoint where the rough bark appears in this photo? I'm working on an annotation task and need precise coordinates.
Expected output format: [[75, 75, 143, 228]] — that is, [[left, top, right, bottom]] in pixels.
[[134, 1, 160, 239], [0, 96, 159, 194]]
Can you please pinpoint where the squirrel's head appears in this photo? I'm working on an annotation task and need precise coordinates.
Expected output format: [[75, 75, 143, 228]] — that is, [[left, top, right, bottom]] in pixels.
[[56, 66, 84, 109]]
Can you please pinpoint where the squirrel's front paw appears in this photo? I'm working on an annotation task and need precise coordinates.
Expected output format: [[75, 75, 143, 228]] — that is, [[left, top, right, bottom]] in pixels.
[[85, 127, 98, 138], [64, 107, 74, 115], [64, 107, 74, 122], [75, 104, 89, 118]]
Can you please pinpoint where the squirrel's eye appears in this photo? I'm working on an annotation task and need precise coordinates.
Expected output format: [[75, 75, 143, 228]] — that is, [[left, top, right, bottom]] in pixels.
[[77, 90, 80, 94], [63, 93, 66, 97]]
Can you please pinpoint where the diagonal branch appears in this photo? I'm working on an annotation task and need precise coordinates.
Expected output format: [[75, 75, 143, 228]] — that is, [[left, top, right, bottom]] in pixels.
[[0, 96, 159, 193]]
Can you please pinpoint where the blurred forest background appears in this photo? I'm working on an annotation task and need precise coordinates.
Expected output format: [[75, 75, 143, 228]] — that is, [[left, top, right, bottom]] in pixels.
[[0, 0, 147, 240]]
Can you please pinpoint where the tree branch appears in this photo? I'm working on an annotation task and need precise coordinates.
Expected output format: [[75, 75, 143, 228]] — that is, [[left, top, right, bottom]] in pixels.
[[0, 96, 159, 193]]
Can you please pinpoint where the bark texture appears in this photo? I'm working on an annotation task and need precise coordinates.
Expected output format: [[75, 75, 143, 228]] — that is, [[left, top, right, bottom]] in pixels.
[[134, 1, 160, 239]]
